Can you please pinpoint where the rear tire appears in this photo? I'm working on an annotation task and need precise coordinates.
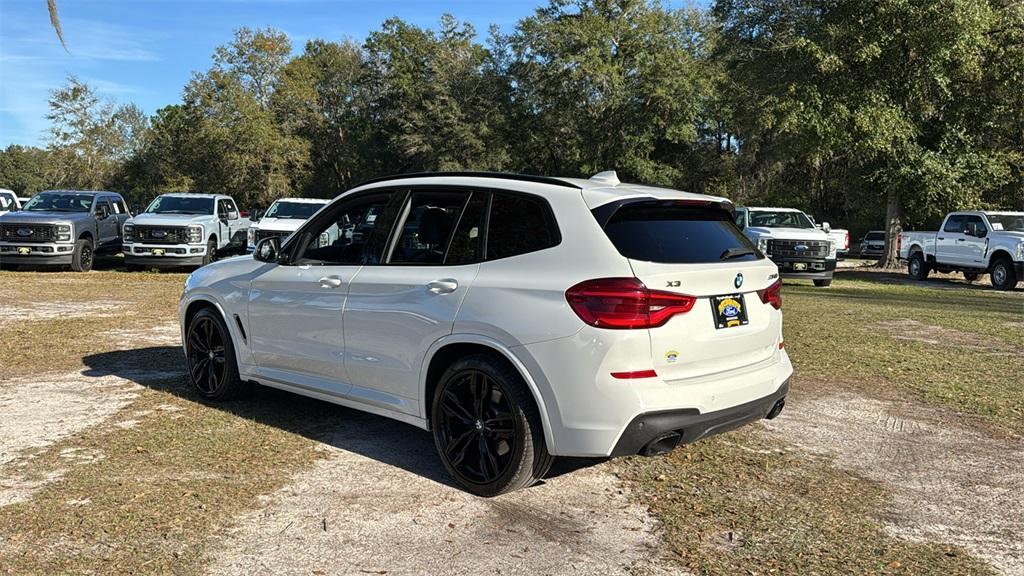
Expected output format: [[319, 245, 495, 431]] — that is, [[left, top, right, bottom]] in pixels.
[[908, 252, 929, 280], [990, 257, 1018, 291], [431, 354, 553, 497], [70, 238, 94, 272], [813, 278, 832, 287], [185, 308, 250, 400]]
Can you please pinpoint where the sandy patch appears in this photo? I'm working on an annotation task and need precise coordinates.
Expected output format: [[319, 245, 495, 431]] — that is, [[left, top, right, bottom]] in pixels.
[[0, 300, 127, 325], [765, 392, 1024, 575], [209, 412, 678, 576], [877, 319, 1021, 353]]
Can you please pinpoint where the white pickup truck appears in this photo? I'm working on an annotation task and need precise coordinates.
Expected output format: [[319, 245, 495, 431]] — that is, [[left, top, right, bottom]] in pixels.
[[246, 197, 328, 252], [899, 211, 1024, 291], [735, 206, 837, 287], [0, 189, 20, 215]]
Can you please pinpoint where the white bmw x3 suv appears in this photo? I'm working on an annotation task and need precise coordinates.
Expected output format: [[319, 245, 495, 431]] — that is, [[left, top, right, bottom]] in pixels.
[[179, 171, 792, 495]]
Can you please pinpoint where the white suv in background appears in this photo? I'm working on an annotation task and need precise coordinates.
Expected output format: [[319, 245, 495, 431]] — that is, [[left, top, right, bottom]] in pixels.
[[179, 172, 793, 495]]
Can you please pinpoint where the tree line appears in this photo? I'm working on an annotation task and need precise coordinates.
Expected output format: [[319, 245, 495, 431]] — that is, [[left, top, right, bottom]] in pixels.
[[2, 0, 1021, 264]]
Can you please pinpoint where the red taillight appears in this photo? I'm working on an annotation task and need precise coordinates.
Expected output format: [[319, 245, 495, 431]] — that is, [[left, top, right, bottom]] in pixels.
[[844, 231, 850, 249], [896, 234, 902, 251], [566, 278, 696, 329], [757, 279, 783, 310]]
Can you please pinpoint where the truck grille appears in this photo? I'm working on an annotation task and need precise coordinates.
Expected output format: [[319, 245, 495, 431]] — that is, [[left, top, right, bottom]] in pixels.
[[256, 229, 289, 244], [767, 239, 830, 259], [135, 225, 189, 244], [1, 224, 56, 243]]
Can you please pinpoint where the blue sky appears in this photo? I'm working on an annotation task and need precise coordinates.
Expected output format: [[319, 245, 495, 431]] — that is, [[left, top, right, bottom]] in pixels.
[[1, 0, 705, 148]]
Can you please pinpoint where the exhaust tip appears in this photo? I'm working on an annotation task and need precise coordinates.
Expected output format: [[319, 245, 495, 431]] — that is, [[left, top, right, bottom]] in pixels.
[[641, 431, 682, 456], [765, 398, 786, 420]]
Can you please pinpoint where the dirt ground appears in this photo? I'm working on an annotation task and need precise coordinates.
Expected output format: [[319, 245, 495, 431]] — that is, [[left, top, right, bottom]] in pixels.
[[1, 267, 1022, 575]]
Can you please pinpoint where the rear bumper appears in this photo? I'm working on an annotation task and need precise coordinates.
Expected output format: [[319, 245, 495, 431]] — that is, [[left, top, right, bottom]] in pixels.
[[610, 379, 789, 456]]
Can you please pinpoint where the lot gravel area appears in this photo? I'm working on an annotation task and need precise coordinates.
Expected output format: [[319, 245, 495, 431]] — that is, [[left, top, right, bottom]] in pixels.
[[0, 266, 1021, 575]]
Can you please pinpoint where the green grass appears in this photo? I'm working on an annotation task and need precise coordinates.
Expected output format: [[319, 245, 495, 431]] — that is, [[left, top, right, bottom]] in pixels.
[[783, 270, 1023, 433]]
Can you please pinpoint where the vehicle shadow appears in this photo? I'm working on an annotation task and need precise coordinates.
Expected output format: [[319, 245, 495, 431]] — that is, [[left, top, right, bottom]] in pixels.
[[80, 346, 600, 490]]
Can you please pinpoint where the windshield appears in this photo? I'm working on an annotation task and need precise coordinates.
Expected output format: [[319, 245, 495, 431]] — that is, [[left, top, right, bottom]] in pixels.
[[986, 214, 1024, 232], [865, 232, 884, 241], [748, 210, 815, 229], [23, 192, 95, 212], [145, 196, 214, 215], [265, 201, 324, 220]]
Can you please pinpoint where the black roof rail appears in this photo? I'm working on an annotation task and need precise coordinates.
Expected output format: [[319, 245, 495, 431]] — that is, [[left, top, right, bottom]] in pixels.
[[351, 171, 582, 190]]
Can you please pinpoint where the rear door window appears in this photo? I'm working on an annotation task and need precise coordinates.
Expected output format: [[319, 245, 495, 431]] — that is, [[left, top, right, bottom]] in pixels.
[[485, 193, 560, 260], [389, 191, 468, 265], [600, 202, 760, 264]]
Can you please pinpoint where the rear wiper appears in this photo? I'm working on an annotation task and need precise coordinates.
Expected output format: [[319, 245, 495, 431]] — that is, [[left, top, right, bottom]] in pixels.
[[720, 247, 756, 260]]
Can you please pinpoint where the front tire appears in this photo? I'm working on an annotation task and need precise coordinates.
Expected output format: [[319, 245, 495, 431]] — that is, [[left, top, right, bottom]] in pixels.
[[813, 278, 832, 287], [431, 354, 553, 497], [202, 239, 217, 266], [70, 238, 94, 272], [908, 252, 930, 280], [990, 258, 1018, 291], [185, 308, 250, 400]]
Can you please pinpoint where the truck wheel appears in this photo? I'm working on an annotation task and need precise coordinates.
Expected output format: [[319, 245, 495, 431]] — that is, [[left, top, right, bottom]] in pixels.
[[990, 258, 1018, 291], [202, 239, 217, 266], [70, 238, 94, 272], [185, 308, 250, 400], [431, 354, 553, 497], [813, 279, 832, 287], [963, 272, 979, 283], [908, 253, 929, 280]]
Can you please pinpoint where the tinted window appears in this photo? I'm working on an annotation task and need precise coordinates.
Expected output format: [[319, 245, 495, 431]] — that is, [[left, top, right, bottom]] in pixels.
[[601, 203, 760, 264], [95, 200, 111, 215], [297, 194, 393, 265], [390, 192, 466, 264], [446, 192, 486, 265], [486, 193, 559, 260], [943, 215, 964, 233]]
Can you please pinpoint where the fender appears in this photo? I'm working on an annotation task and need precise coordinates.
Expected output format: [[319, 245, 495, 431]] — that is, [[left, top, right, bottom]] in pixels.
[[420, 333, 557, 453], [179, 291, 253, 371]]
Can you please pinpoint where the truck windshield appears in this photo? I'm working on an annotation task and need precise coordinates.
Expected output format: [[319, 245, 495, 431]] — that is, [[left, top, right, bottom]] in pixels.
[[23, 193, 95, 212], [265, 201, 324, 219], [986, 214, 1024, 232], [600, 202, 761, 264], [145, 196, 214, 215], [748, 210, 815, 229]]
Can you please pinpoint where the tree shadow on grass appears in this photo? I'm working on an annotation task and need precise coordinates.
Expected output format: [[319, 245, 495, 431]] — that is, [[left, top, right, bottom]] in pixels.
[[81, 345, 602, 492]]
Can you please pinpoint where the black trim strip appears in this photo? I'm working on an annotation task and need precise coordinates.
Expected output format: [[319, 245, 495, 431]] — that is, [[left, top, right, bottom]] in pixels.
[[351, 171, 582, 191]]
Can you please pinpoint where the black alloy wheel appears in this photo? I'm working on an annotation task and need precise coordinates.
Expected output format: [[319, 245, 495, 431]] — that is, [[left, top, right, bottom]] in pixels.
[[187, 314, 227, 396], [432, 354, 552, 496], [185, 308, 249, 400], [437, 370, 518, 485]]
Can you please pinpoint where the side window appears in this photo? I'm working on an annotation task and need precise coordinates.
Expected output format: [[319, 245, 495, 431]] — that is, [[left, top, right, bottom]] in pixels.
[[96, 200, 111, 217], [961, 215, 985, 235], [217, 200, 229, 219], [390, 191, 467, 265], [225, 199, 239, 219], [734, 211, 746, 228], [485, 192, 560, 261], [296, 193, 394, 265], [446, 192, 487, 265], [943, 215, 964, 233], [115, 200, 128, 214]]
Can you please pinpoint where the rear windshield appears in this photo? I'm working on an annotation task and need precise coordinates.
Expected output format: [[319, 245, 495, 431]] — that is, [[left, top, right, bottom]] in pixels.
[[865, 232, 884, 241], [600, 203, 761, 264]]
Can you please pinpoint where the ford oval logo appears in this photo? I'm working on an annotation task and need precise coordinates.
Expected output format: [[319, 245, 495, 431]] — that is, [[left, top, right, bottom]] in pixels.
[[734, 272, 744, 289], [16, 228, 33, 237], [794, 244, 809, 252], [151, 230, 167, 238]]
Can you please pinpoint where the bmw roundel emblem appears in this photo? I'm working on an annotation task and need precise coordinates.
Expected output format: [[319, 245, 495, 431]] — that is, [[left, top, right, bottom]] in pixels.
[[734, 273, 744, 289]]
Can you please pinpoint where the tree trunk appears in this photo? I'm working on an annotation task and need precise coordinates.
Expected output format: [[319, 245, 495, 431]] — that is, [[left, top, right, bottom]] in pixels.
[[879, 187, 903, 268]]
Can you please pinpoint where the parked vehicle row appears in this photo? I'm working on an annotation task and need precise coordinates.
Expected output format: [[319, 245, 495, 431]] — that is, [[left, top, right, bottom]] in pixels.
[[735, 207, 837, 287], [0, 190, 131, 271], [181, 171, 792, 495], [900, 210, 1024, 290]]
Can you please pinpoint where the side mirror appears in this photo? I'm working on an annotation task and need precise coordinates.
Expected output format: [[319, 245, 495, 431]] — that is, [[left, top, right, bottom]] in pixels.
[[254, 236, 281, 263], [249, 208, 260, 221], [822, 222, 831, 233]]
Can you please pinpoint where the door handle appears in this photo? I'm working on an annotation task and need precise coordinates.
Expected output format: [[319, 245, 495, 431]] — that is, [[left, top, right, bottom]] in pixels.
[[956, 238, 965, 242], [937, 237, 945, 240], [427, 279, 459, 294], [319, 276, 343, 289]]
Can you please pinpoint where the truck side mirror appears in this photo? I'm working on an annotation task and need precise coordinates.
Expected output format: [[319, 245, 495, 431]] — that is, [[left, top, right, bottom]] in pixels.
[[822, 222, 831, 233]]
